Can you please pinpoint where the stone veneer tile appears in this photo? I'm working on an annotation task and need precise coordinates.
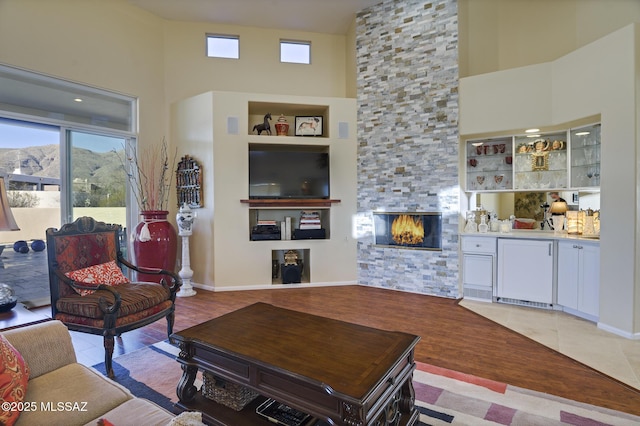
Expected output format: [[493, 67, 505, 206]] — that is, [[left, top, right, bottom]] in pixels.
[[356, 0, 459, 297]]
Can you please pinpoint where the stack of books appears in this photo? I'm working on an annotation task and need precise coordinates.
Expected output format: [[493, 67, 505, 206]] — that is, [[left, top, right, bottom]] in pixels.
[[299, 211, 321, 230]]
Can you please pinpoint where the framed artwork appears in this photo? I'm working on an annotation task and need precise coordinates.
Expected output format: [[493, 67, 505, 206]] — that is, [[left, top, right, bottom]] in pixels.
[[531, 152, 549, 171], [295, 116, 323, 136]]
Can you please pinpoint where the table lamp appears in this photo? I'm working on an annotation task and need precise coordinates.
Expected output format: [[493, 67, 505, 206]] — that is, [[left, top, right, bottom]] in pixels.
[[549, 201, 568, 233]]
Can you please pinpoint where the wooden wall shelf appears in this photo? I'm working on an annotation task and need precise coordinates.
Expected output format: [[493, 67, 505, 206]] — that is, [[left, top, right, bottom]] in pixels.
[[241, 199, 341, 208]]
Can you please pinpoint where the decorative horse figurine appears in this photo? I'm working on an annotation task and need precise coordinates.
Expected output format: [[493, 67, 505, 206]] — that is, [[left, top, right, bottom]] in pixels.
[[253, 113, 272, 135]]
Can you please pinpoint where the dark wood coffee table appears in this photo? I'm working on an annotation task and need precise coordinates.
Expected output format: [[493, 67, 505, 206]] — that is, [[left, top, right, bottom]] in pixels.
[[170, 302, 420, 426]]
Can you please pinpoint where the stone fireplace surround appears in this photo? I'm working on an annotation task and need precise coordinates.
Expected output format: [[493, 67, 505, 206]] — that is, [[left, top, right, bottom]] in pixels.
[[356, 0, 459, 297]]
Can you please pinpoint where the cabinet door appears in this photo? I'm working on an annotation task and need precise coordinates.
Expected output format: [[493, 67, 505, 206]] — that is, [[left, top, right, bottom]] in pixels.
[[557, 241, 579, 309], [513, 131, 568, 190], [570, 123, 601, 188], [578, 244, 600, 317], [465, 137, 513, 191], [497, 239, 554, 304], [462, 254, 493, 288]]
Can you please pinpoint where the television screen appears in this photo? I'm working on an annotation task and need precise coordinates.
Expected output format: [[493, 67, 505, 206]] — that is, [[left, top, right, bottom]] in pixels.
[[249, 148, 329, 199]]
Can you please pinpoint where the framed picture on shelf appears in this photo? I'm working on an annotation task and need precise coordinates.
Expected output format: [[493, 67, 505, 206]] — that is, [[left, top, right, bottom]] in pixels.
[[295, 116, 323, 136]]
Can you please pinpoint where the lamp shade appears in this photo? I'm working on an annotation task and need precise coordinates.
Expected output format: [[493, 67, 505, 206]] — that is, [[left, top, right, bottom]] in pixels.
[[0, 177, 20, 231], [549, 201, 568, 214]]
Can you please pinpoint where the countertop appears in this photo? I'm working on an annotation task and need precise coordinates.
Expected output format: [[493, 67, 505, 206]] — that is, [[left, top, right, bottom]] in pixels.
[[460, 230, 600, 242]]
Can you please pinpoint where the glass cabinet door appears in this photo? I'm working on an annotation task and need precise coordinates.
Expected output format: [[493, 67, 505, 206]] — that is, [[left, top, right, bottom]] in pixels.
[[513, 131, 568, 190], [465, 137, 513, 191], [570, 123, 600, 188]]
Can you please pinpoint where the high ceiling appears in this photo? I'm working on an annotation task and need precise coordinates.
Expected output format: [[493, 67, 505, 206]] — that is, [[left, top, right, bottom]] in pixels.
[[127, 0, 382, 34], [2, 1, 383, 130]]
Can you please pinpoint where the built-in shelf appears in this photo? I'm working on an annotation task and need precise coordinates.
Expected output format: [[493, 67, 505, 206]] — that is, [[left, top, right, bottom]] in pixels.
[[241, 199, 341, 207]]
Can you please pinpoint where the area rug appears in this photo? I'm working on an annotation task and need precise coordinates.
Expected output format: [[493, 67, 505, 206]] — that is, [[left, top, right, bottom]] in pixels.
[[93, 342, 640, 425]]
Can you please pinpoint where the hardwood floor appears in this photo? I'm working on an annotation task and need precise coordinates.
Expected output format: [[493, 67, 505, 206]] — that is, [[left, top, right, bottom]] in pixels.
[[33, 285, 640, 416]]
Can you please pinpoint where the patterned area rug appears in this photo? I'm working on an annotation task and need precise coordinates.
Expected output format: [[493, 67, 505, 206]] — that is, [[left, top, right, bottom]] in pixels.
[[93, 342, 640, 425]]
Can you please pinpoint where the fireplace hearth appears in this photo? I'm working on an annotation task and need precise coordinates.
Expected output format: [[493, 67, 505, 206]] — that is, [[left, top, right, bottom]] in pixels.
[[373, 212, 442, 251]]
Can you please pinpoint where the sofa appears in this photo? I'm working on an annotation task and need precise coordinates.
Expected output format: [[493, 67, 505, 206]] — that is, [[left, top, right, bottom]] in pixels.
[[0, 320, 177, 426]]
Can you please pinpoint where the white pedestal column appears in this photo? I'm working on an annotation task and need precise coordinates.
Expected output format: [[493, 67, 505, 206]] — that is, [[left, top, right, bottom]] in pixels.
[[176, 204, 196, 297]]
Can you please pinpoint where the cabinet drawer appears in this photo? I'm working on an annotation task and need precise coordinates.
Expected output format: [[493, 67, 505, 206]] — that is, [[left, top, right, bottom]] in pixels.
[[461, 237, 496, 254]]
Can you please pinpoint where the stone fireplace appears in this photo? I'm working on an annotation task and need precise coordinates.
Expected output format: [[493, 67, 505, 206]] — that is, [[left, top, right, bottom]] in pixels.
[[373, 212, 442, 251], [356, 0, 459, 297]]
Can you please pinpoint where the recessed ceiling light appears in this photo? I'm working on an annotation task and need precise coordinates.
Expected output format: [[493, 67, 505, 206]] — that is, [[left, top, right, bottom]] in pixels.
[[575, 131, 590, 136], [525, 128, 540, 133], [74, 98, 83, 102], [526, 134, 541, 138], [471, 142, 483, 146]]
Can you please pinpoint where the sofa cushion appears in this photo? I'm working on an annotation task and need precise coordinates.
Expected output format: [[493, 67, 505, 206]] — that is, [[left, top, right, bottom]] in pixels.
[[16, 363, 132, 426], [0, 335, 30, 426], [65, 260, 130, 296], [84, 398, 175, 426], [1, 321, 77, 379]]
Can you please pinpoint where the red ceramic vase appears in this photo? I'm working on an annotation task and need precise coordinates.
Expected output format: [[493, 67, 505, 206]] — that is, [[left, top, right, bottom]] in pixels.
[[133, 210, 178, 284]]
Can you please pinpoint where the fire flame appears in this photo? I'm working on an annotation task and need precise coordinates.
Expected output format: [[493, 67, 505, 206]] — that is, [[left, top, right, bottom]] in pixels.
[[391, 215, 424, 245]]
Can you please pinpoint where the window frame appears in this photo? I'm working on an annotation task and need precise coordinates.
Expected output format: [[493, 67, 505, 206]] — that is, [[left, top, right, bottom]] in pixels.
[[280, 39, 311, 64], [206, 34, 240, 59]]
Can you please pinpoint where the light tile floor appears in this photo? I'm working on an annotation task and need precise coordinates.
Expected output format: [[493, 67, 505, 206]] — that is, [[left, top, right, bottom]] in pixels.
[[460, 299, 640, 390]]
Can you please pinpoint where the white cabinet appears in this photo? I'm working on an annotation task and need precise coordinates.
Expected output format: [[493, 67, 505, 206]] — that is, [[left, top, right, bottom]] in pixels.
[[461, 236, 496, 301], [557, 241, 600, 319], [497, 238, 554, 305]]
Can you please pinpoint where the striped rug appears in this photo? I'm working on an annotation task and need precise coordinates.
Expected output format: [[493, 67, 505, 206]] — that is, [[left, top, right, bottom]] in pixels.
[[94, 342, 640, 425]]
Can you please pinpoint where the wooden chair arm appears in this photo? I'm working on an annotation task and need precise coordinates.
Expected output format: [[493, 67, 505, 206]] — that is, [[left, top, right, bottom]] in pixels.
[[118, 255, 182, 293], [52, 268, 122, 314]]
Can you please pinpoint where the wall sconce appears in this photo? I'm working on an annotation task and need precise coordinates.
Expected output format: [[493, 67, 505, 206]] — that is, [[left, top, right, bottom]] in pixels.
[[549, 201, 567, 233]]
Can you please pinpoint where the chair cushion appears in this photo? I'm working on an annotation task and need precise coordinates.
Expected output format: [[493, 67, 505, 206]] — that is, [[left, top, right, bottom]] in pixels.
[[0, 335, 30, 426], [65, 260, 131, 296], [55, 301, 173, 329], [55, 282, 170, 319]]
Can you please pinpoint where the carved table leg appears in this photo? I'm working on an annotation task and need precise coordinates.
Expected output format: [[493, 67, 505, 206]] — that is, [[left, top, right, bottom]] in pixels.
[[176, 341, 198, 402], [176, 363, 198, 402], [399, 376, 416, 414]]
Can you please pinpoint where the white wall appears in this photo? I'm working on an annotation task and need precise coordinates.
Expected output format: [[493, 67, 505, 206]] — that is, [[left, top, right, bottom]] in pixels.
[[0, 0, 168, 152], [163, 21, 349, 105], [460, 24, 640, 337], [173, 92, 357, 290], [458, 0, 640, 77]]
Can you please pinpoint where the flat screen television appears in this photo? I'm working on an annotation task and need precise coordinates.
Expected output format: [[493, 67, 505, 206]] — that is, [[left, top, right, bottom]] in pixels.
[[249, 147, 329, 199]]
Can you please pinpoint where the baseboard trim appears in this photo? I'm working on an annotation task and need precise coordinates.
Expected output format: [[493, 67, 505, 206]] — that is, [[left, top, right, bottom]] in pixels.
[[190, 281, 357, 292], [597, 322, 640, 340]]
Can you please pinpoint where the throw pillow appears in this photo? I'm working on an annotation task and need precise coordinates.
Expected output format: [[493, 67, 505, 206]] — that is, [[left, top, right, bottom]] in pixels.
[[0, 334, 30, 426], [65, 260, 130, 296]]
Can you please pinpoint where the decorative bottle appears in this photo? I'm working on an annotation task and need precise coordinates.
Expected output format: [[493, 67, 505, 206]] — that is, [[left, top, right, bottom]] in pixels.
[[464, 212, 477, 233], [478, 214, 489, 233]]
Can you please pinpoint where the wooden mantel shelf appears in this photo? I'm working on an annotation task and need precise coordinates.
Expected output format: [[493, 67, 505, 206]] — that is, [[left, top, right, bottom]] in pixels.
[[241, 199, 341, 207]]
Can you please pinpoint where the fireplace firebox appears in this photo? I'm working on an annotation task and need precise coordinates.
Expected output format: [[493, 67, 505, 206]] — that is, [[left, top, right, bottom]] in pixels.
[[373, 212, 442, 251]]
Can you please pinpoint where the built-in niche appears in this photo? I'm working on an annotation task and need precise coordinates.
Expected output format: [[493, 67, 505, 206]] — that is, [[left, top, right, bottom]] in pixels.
[[271, 249, 310, 284]]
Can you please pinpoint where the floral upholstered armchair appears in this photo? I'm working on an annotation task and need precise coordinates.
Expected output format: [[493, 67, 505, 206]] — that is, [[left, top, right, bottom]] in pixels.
[[46, 216, 181, 378]]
